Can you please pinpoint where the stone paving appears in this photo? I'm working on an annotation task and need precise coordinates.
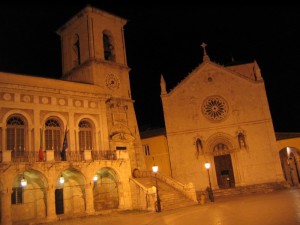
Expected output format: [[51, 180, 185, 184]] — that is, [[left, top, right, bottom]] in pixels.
[[34, 188, 300, 225]]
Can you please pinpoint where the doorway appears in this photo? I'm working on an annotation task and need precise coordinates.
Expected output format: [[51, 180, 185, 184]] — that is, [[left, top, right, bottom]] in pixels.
[[214, 154, 235, 188], [55, 189, 64, 214]]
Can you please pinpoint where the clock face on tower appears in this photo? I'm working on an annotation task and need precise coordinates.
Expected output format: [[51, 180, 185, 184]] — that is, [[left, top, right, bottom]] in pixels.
[[105, 73, 120, 90]]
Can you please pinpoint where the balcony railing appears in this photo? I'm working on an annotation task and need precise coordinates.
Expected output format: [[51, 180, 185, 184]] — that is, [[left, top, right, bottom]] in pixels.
[[4, 149, 118, 163], [11, 151, 37, 163], [91, 150, 117, 160]]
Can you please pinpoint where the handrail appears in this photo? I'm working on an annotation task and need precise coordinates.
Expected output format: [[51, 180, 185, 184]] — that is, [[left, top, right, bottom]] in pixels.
[[136, 170, 197, 202], [129, 177, 156, 211]]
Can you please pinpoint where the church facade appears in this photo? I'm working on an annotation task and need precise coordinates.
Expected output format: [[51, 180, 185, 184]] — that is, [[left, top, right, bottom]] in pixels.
[[0, 6, 147, 225], [160, 47, 285, 191]]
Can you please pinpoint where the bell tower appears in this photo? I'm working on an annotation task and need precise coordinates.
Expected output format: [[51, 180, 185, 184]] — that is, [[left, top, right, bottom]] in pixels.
[[57, 5, 131, 98]]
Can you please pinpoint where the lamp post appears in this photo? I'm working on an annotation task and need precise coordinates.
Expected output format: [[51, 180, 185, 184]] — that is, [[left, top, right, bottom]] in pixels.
[[204, 162, 214, 202], [152, 165, 162, 212]]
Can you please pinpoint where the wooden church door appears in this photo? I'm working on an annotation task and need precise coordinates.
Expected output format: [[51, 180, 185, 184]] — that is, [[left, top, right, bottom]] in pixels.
[[214, 154, 235, 188]]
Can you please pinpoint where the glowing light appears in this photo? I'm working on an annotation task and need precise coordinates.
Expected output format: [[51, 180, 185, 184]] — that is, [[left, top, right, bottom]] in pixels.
[[59, 175, 64, 184], [93, 175, 98, 181], [205, 162, 211, 170], [287, 147, 291, 156], [152, 165, 158, 173], [20, 176, 27, 187]]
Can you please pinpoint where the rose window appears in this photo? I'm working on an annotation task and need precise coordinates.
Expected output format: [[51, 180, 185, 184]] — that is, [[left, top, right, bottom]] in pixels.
[[202, 96, 228, 121]]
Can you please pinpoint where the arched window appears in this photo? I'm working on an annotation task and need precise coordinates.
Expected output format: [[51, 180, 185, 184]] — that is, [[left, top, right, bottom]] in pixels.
[[103, 31, 115, 62], [6, 116, 26, 154], [79, 120, 93, 150], [45, 119, 61, 154], [72, 34, 81, 66]]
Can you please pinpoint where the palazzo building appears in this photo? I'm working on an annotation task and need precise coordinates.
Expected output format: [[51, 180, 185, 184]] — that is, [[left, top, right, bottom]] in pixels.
[[0, 6, 148, 225]]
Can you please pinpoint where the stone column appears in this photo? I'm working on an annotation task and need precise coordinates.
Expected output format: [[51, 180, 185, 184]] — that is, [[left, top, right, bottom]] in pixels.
[[46, 186, 57, 221], [85, 184, 95, 214], [1, 188, 12, 225]]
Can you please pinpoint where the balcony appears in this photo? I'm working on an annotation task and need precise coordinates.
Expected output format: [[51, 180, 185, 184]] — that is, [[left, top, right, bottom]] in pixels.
[[0, 150, 119, 163]]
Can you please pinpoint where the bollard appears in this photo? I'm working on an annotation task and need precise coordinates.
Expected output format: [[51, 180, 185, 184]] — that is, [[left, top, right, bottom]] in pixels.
[[200, 192, 206, 205]]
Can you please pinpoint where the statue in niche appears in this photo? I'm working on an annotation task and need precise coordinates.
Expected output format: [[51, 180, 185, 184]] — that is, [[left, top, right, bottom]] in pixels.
[[238, 132, 246, 149], [195, 138, 203, 159]]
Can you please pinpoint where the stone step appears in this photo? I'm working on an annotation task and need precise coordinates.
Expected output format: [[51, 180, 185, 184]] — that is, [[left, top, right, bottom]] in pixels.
[[212, 182, 287, 198], [134, 177, 196, 211]]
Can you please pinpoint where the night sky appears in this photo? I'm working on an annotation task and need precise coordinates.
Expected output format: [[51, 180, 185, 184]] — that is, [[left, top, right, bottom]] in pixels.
[[1, 3, 300, 132]]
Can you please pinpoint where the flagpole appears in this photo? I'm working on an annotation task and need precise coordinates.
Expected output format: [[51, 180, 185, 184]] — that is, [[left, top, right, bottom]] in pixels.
[[39, 127, 44, 161], [61, 125, 68, 161]]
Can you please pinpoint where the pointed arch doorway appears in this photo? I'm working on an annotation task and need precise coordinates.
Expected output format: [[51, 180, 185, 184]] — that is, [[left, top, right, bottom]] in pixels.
[[214, 154, 235, 189]]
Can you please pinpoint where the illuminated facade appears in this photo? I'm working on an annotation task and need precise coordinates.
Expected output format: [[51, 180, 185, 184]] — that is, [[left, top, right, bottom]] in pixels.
[[0, 6, 146, 224], [160, 47, 285, 191]]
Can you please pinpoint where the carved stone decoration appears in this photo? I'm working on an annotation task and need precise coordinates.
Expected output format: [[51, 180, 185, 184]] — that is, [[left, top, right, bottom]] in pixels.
[[90, 102, 96, 108], [110, 124, 133, 142], [75, 100, 82, 107], [201, 95, 228, 122], [22, 95, 31, 103], [111, 132, 135, 142], [3, 93, 12, 101], [105, 73, 120, 90], [41, 97, 49, 104], [58, 98, 66, 106]]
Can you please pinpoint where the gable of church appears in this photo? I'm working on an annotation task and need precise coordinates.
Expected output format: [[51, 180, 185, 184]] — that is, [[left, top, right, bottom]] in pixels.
[[162, 61, 268, 132]]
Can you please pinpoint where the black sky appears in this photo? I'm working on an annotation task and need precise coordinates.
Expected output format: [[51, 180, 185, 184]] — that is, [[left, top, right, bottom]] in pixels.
[[1, 3, 300, 132]]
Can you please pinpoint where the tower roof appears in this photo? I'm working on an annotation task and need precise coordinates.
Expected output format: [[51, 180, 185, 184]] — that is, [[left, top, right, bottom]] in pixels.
[[57, 5, 127, 35]]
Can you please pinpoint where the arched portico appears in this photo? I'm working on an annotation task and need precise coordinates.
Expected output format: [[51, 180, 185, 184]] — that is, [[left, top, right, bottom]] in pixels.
[[93, 167, 120, 210], [55, 168, 86, 215], [279, 147, 300, 187], [11, 169, 48, 222]]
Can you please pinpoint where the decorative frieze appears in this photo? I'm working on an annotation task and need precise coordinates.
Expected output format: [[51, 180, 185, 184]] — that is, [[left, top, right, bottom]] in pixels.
[[40, 96, 50, 104], [58, 98, 66, 106], [21, 94, 32, 103], [2, 93, 13, 101]]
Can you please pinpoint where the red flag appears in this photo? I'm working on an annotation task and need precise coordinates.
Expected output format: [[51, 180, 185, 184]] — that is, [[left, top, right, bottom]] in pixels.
[[39, 147, 44, 161]]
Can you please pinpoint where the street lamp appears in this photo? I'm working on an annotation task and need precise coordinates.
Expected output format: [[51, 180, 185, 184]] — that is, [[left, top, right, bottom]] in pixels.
[[20, 175, 27, 187], [204, 162, 214, 202], [93, 174, 98, 182], [152, 165, 162, 212], [59, 174, 65, 184]]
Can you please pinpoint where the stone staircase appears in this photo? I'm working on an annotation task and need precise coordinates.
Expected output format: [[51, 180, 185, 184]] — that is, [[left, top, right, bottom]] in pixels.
[[212, 181, 288, 199], [134, 177, 197, 211]]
